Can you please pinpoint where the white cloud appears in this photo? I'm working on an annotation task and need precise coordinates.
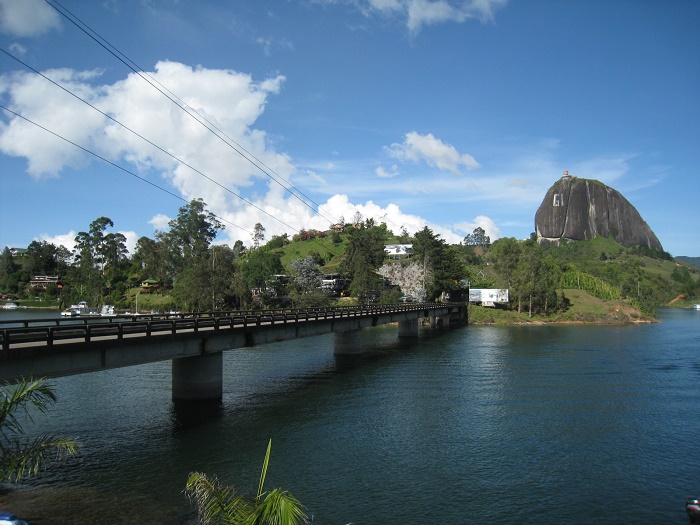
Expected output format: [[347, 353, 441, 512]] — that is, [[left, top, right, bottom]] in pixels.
[[149, 214, 171, 231], [568, 155, 634, 186], [0, 0, 61, 37], [8, 42, 27, 58], [37, 231, 76, 253], [386, 131, 479, 174], [363, 0, 508, 33], [0, 68, 110, 177], [0, 56, 600, 252], [453, 215, 501, 242], [120, 230, 138, 255], [376, 164, 399, 178], [0, 60, 293, 227]]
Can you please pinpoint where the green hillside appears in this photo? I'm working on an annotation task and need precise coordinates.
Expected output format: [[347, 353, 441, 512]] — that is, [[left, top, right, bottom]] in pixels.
[[270, 233, 699, 314], [677, 256, 700, 270], [3, 212, 697, 318]]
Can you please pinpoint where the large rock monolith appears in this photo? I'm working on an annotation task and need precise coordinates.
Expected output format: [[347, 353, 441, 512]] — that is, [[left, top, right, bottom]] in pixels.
[[535, 172, 663, 251]]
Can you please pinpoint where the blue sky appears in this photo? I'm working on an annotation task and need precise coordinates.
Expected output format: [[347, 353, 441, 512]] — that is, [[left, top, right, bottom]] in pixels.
[[1, 0, 698, 257]]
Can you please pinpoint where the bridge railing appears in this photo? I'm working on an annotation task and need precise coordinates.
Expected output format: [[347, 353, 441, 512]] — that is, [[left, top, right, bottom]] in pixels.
[[1, 303, 459, 351]]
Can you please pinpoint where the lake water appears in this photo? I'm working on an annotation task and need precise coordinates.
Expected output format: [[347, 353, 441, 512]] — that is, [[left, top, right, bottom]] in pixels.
[[1, 308, 699, 524]]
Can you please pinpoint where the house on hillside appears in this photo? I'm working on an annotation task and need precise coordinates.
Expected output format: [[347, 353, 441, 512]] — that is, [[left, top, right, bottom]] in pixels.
[[140, 279, 160, 293], [385, 244, 413, 260], [30, 275, 62, 292]]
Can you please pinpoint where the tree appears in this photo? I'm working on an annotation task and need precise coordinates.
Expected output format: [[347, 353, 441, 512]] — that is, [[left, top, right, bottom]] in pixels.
[[73, 218, 112, 306], [132, 236, 169, 284], [289, 256, 324, 295], [242, 250, 286, 307], [74, 217, 119, 277], [351, 211, 363, 227], [463, 227, 490, 250], [485, 237, 522, 289], [265, 234, 289, 250], [232, 240, 246, 259], [341, 223, 387, 303], [185, 439, 307, 525], [25, 241, 70, 277], [170, 245, 244, 311], [288, 256, 330, 308], [1, 378, 78, 483], [101, 232, 128, 276], [253, 223, 266, 250], [0, 247, 20, 293], [412, 227, 466, 300], [488, 239, 561, 316], [160, 199, 224, 274]]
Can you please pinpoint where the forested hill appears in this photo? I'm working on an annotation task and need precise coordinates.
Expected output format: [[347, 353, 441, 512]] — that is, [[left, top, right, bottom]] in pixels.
[[269, 229, 699, 314], [1, 208, 698, 316], [676, 256, 700, 270]]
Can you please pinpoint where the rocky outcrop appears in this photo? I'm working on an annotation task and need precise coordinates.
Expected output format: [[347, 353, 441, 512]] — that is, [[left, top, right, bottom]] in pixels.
[[535, 174, 663, 251]]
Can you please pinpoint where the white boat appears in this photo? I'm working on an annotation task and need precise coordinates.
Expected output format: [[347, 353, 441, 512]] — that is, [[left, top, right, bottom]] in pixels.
[[693, 304, 700, 310], [61, 301, 90, 316], [100, 305, 116, 316], [2, 302, 22, 309]]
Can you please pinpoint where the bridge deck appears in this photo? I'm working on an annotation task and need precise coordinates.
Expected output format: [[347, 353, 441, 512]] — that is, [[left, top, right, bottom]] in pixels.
[[0, 303, 467, 384], [1, 303, 458, 350]]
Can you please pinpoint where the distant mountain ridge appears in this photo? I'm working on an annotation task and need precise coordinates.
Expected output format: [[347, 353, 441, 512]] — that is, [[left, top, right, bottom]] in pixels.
[[535, 174, 663, 251], [676, 256, 700, 269]]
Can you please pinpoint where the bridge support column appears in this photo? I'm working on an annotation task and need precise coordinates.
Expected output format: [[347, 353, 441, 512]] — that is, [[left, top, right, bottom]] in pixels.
[[172, 352, 223, 402], [334, 329, 364, 355], [429, 314, 437, 328], [441, 314, 451, 328], [398, 318, 418, 338]]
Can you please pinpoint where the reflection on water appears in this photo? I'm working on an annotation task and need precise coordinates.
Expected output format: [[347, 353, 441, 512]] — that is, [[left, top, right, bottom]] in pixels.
[[1, 309, 699, 524]]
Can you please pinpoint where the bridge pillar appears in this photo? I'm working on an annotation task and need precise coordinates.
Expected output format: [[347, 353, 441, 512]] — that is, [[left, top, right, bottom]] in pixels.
[[398, 318, 418, 338], [441, 314, 451, 328], [172, 352, 223, 402], [334, 329, 364, 355]]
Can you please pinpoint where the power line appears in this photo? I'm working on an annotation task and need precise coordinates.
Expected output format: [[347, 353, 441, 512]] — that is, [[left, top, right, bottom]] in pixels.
[[0, 103, 252, 237], [44, 0, 341, 228], [0, 101, 344, 258], [0, 47, 310, 239]]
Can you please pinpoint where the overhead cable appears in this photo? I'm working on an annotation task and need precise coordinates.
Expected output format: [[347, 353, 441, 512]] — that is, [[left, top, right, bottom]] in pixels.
[[44, 0, 341, 228]]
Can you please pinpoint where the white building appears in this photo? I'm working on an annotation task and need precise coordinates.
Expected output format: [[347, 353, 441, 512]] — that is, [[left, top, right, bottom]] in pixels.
[[384, 244, 413, 259]]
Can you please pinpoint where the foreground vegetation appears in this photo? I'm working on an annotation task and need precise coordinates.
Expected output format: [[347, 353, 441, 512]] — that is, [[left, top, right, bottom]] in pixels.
[[186, 440, 307, 525], [1, 378, 78, 483], [1, 199, 698, 319]]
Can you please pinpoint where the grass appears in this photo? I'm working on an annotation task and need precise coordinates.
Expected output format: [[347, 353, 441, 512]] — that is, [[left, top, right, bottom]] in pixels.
[[124, 288, 176, 312], [276, 236, 350, 273]]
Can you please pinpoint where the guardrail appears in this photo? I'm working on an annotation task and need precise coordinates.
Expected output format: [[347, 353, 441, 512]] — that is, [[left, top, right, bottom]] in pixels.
[[0, 303, 457, 351]]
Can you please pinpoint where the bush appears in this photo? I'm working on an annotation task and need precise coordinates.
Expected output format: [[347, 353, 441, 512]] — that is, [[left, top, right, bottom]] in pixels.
[[379, 288, 403, 304], [292, 289, 332, 309]]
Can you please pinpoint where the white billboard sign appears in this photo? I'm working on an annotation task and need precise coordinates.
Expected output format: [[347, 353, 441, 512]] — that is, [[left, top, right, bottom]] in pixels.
[[468, 289, 509, 303]]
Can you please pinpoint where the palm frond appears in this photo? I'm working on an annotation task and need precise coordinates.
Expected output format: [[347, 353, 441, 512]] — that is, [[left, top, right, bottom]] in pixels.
[[186, 440, 307, 525], [0, 434, 78, 483], [256, 439, 273, 501], [0, 377, 57, 438], [246, 488, 308, 525], [185, 471, 253, 525]]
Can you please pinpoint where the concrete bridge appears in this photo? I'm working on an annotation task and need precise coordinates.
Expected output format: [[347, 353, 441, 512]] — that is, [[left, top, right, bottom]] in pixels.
[[0, 303, 467, 402]]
